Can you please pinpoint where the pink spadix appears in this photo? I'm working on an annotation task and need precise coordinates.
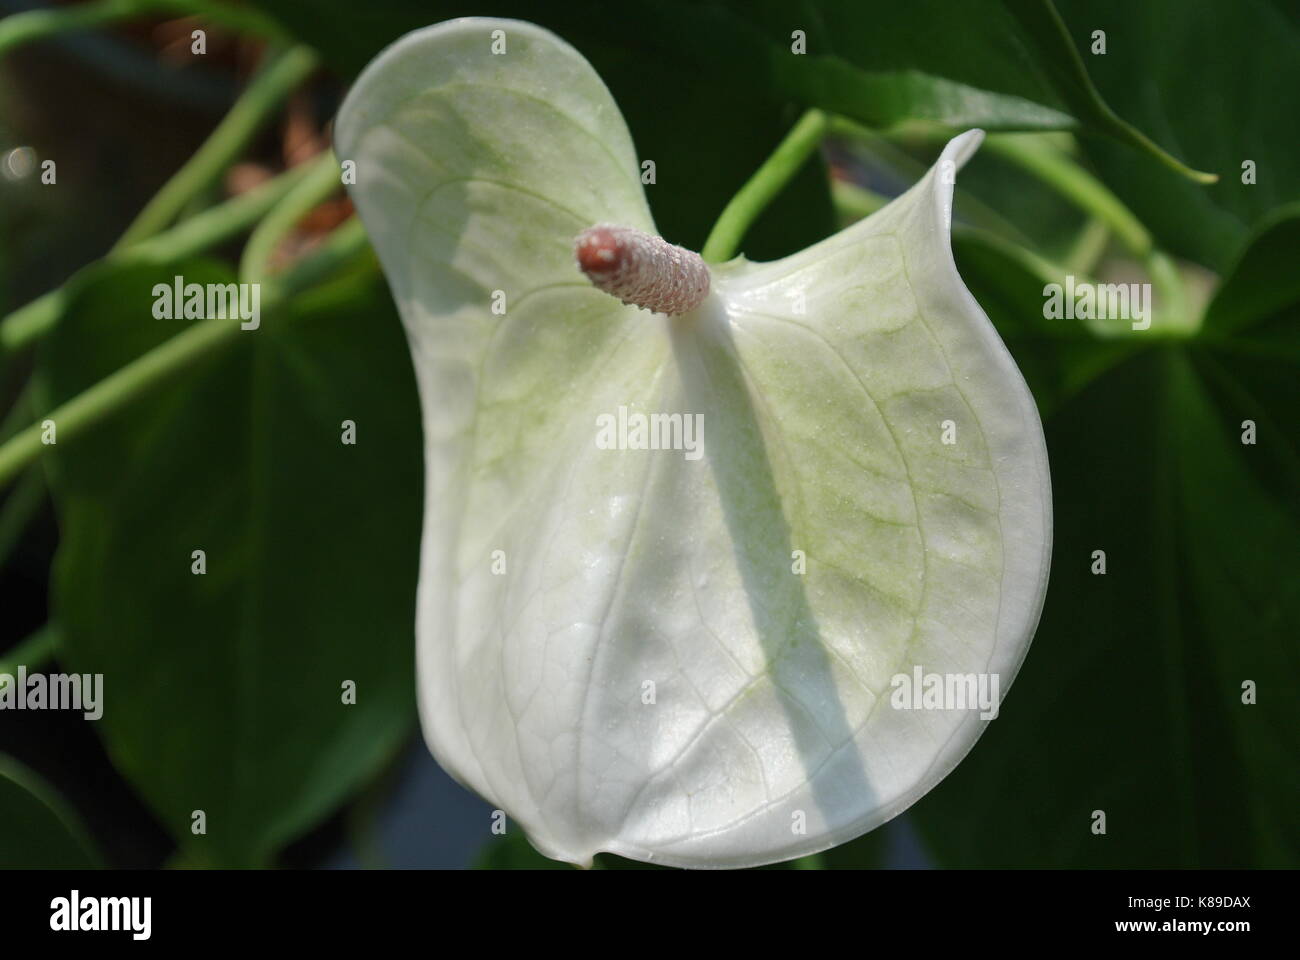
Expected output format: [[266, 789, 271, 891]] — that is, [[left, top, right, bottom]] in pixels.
[[574, 224, 710, 316]]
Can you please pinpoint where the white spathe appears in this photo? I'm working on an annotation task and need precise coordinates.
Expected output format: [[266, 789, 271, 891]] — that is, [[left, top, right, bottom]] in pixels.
[[336, 17, 1051, 868]]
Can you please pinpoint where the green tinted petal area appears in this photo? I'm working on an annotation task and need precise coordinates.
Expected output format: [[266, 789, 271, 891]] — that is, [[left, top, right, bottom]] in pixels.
[[688, 130, 1051, 863]]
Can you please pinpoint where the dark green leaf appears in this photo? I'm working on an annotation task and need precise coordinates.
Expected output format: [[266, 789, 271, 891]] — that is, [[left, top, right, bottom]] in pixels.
[[254, 2, 1201, 262], [913, 202, 1300, 866], [563, 31, 836, 259], [258, 0, 1072, 130], [680, 0, 1077, 132], [910, 344, 1299, 866], [1195, 206, 1300, 543], [1203, 204, 1300, 339], [34, 258, 422, 866], [1056, 0, 1300, 269], [1002, 0, 1215, 183], [0, 753, 101, 868]]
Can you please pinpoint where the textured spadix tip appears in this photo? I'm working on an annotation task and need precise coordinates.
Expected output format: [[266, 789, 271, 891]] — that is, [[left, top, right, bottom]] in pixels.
[[575, 224, 710, 316]]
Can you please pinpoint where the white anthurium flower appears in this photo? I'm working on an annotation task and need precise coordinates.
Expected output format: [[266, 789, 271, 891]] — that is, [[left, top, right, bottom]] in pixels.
[[336, 17, 1051, 868]]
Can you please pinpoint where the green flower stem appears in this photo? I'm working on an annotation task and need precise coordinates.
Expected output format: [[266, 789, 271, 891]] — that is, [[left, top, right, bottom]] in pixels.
[[149, 0, 290, 42], [0, 218, 371, 491], [0, 0, 147, 56], [1004, 0, 1216, 185], [0, 388, 42, 572], [1, 160, 317, 358], [830, 179, 889, 225], [0, 311, 235, 491], [983, 133, 1151, 256], [983, 133, 1189, 330], [1146, 248, 1194, 336], [270, 216, 371, 298], [827, 117, 1035, 247], [239, 150, 340, 282], [0, 291, 67, 361], [0, 0, 287, 57], [1065, 217, 1110, 275], [828, 148, 1083, 290], [953, 224, 1083, 291], [0, 377, 44, 567], [837, 121, 1144, 256], [114, 44, 319, 250], [701, 109, 828, 263], [0, 624, 59, 675], [130, 158, 317, 263]]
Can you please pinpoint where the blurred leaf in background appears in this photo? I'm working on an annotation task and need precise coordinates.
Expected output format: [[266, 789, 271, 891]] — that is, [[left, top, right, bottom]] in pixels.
[[910, 205, 1300, 870], [32, 255, 422, 866], [1056, 0, 1300, 268], [0, 753, 101, 868]]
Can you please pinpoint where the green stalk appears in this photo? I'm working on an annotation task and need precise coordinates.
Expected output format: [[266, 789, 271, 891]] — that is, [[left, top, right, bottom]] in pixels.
[[0, 312, 236, 489], [131, 158, 316, 263], [0, 624, 59, 675], [239, 151, 340, 282], [148, 0, 289, 42], [830, 179, 889, 225], [114, 44, 318, 249], [270, 217, 370, 299], [983, 134, 1150, 255], [0, 382, 44, 573], [827, 117, 1035, 247], [952, 224, 1081, 291], [0, 0, 288, 57], [1146, 249, 1192, 335], [1064, 217, 1110, 275], [0, 219, 371, 489], [983, 133, 1189, 332], [1, 160, 317, 357], [701, 109, 828, 263], [0, 0, 147, 56], [1003, 0, 1216, 185]]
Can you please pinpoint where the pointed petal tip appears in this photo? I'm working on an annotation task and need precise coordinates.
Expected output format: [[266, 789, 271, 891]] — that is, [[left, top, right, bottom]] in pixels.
[[940, 128, 986, 176]]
